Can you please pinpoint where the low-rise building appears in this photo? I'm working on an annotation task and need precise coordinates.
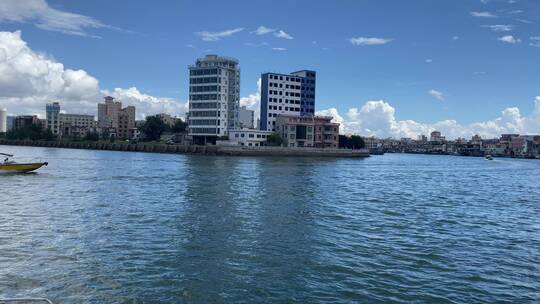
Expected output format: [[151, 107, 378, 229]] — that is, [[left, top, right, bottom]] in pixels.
[[228, 129, 273, 147], [313, 116, 339, 148]]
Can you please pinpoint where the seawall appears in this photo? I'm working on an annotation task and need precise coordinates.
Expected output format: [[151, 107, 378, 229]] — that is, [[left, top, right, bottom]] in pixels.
[[0, 140, 369, 158]]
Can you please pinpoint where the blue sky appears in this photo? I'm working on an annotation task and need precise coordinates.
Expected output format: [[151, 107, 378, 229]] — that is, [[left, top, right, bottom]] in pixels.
[[0, 0, 539, 138]]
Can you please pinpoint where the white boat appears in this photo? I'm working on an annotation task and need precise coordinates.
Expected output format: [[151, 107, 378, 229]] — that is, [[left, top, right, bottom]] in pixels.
[[485, 155, 493, 160]]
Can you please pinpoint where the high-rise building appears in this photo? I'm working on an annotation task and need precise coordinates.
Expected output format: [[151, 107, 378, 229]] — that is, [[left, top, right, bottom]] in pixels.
[[97, 96, 135, 139], [46, 102, 61, 135], [238, 106, 254, 129], [260, 70, 316, 131], [98, 96, 122, 129], [0, 108, 7, 133], [188, 55, 240, 144]]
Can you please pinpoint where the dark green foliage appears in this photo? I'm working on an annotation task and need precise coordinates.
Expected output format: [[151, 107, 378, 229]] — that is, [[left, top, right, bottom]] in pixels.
[[138, 116, 168, 141], [267, 133, 283, 146], [339, 135, 365, 149]]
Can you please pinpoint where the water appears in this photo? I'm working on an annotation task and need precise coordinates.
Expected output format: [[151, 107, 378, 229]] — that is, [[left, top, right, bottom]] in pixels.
[[1, 145, 539, 303]]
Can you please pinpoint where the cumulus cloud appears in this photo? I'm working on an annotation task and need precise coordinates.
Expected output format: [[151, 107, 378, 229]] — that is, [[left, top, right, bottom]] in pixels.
[[240, 78, 261, 124], [498, 35, 521, 44], [0, 0, 117, 37], [428, 89, 445, 101], [349, 37, 392, 46], [316, 98, 540, 139], [0, 30, 187, 119], [196, 27, 244, 41]]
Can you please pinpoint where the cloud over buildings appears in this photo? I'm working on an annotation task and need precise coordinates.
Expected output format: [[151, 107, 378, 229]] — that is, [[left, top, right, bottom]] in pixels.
[[0, 31, 187, 119]]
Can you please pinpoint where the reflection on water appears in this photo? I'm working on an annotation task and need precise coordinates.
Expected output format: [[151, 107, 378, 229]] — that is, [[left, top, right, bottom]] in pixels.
[[1, 146, 539, 303]]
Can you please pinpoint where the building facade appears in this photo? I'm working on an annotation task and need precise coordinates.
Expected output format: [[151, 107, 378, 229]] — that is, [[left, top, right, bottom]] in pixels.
[[98, 96, 122, 129], [59, 114, 96, 138], [188, 55, 240, 144], [14, 115, 42, 130], [97, 96, 136, 139], [260, 70, 316, 131], [238, 106, 254, 129], [313, 116, 340, 148], [46, 102, 61, 135], [228, 129, 273, 147], [0, 108, 6, 133]]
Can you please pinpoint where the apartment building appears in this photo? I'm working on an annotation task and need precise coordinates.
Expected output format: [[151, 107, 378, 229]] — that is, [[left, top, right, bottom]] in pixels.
[[260, 70, 316, 131], [188, 55, 240, 144]]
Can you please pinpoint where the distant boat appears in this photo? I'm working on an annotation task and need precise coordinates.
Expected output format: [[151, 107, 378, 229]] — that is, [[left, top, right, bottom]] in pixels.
[[485, 155, 494, 160], [0, 153, 48, 173]]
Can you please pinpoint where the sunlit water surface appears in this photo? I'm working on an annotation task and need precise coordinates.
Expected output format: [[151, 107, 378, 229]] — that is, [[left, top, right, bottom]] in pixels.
[[1, 145, 539, 303]]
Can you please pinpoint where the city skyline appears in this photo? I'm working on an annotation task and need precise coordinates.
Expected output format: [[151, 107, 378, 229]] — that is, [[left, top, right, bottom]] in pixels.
[[0, 0, 539, 139]]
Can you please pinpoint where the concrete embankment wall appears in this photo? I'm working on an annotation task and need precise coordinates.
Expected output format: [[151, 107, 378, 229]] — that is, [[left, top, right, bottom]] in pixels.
[[0, 139, 217, 155], [0, 140, 369, 158]]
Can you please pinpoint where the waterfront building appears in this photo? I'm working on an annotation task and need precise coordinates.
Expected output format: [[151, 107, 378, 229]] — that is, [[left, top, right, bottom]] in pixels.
[[0, 108, 6, 133], [13, 115, 43, 130], [98, 96, 136, 139], [275, 114, 339, 148], [313, 116, 340, 148], [6, 116, 14, 131], [46, 102, 61, 135], [238, 106, 255, 129], [98, 96, 122, 129], [417, 135, 427, 142], [188, 55, 240, 144], [260, 70, 316, 131], [151, 113, 182, 127], [430, 131, 445, 142], [59, 114, 96, 138], [228, 129, 273, 147]]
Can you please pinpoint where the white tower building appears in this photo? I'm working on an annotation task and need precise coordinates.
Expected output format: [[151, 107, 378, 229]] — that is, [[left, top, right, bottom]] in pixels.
[[0, 108, 7, 133]]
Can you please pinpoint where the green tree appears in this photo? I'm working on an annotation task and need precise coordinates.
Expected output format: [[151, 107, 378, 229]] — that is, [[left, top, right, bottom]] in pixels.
[[84, 132, 100, 141], [139, 116, 168, 141], [171, 119, 188, 133], [339, 135, 365, 149], [267, 133, 283, 146]]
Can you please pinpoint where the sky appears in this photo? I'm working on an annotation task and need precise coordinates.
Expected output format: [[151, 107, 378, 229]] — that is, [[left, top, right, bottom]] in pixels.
[[0, 0, 539, 139]]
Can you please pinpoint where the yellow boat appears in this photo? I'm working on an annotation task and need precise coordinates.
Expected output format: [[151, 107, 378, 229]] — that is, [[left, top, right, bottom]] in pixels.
[[0, 153, 48, 173]]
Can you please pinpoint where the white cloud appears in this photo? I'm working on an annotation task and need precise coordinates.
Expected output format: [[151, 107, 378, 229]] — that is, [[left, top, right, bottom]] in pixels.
[[425, 59, 433, 63], [316, 97, 540, 139], [471, 11, 498, 18], [428, 89, 445, 101], [453, 36, 460, 41], [196, 27, 244, 41], [271, 47, 287, 51], [273, 30, 293, 40], [240, 78, 261, 124], [0, 0, 117, 37], [481, 24, 514, 32], [252, 26, 275, 35], [498, 35, 521, 44], [349, 37, 392, 46], [0, 31, 187, 119]]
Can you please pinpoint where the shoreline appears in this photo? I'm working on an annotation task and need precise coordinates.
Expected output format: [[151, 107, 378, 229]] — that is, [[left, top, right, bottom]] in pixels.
[[0, 139, 370, 158]]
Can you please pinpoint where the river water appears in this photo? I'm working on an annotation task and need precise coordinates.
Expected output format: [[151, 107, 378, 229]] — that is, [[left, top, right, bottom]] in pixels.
[[1, 145, 539, 303]]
